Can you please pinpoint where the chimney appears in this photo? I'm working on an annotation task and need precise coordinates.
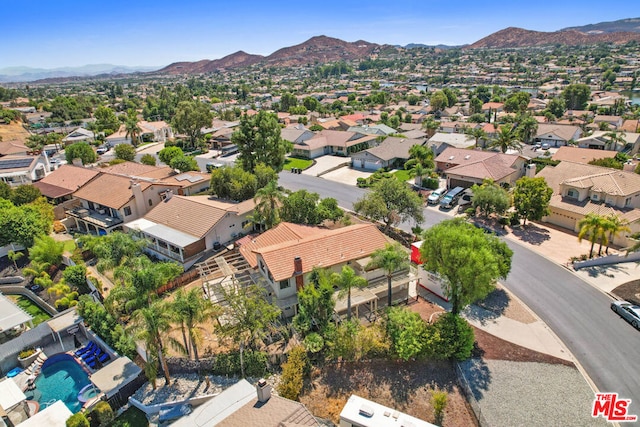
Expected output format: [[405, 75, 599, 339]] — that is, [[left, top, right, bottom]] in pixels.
[[256, 378, 271, 403], [130, 180, 147, 216], [525, 163, 536, 178], [293, 257, 304, 291]]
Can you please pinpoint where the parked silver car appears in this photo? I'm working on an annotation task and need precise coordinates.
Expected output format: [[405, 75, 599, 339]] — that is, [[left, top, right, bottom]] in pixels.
[[611, 300, 640, 329], [427, 188, 446, 205]]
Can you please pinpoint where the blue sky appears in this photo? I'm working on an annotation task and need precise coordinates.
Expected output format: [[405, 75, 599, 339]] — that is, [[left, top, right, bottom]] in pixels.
[[3, 1, 638, 69]]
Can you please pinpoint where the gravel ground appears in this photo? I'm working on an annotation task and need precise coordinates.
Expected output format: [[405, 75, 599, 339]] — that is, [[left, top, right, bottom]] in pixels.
[[459, 359, 607, 427], [132, 374, 239, 406]]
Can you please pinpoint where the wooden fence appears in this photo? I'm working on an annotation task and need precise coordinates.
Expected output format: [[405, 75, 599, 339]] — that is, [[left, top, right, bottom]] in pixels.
[[155, 270, 199, 295]]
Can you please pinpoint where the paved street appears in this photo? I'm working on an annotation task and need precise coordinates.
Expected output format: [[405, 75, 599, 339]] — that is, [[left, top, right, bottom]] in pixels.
[[278, 170, 640, 417]]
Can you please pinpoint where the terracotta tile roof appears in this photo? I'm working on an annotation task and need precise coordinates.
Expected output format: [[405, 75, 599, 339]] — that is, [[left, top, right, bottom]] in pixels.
[[99, 161, 173, 179], [436, 147, 523, 181], [217, 395, 319, 427], [621, 119, 639, 133], [537, 161, 640, 196], [0, 140, 29, 156], [239, 222, 326, 268], [32, 164, 99, 198], [73, 173, 151, 209], [364, 137, 425, 161], [143, 195, 228, 238], [243, 223, 389, 281], [535, 124, 581, 141], [551, 146, 617, 164], [159, 171, 211, 188]]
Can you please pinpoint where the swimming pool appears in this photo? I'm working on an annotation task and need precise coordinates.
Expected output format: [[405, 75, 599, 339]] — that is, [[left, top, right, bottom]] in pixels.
[[24, 353, 92, 413]]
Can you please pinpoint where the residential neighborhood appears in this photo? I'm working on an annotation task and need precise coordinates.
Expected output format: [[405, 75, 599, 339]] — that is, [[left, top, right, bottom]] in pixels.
[[1, 12, 640, 427]]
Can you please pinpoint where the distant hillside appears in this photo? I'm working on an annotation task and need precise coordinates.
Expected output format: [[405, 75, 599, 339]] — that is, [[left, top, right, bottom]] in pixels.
[[157, 35, 387, 75], [468, 26, 640, 49], [159, 51, 264, 75], [562, 17, 640, 34], [0, 64, 161, 83]]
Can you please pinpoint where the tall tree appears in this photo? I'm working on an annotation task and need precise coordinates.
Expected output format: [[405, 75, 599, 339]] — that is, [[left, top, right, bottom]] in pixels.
[[404, 144, 435, 171], [114, 144, 136, 161], [354, 178, 424, 232], [252, 180, 284, 230], [471, 180, 511, 217], [172, 101, 213, 150], [366, 243, 409, 307], [512, 177, 553, 226], [464, 127, 488, 149], [129, 299, 180, 388], [216, 284, 281, 377], [603, 131, 626, 151], [65, 142, 96, 165], [232, 111, 292, 172], [332, 265, 368, 321], [578, 213, 607, 259], [94, 105, 119, 133], [420, 218, 513, 315], [603, 214, 630, 254], [516, 115, 539, 144], [171, 288, 221, 361], [489, 125, 522, 153], [124, 109, 142, 148], [562, 84, 591, 110], [280, 189, 322, 225], [293, 267, 336, 336]]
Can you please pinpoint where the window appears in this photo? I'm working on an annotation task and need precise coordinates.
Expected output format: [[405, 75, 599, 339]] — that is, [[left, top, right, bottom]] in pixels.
[[625, 197, 632, 207], [123, 206, 132, 216], [148, 199, 153, 206], [591, 194, 599, 201], [279, 279, 290, 290], [241, 220, 249, 228], [567, 189, 578, 199]]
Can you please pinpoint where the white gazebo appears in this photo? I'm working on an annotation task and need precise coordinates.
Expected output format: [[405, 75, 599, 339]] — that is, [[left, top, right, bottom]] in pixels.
[[0, 292, 33, 335], [46, 309, 86, 352]]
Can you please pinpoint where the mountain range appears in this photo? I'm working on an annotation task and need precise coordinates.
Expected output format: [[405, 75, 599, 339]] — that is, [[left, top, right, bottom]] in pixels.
[[0, 64, 161, 83], [3, 17, 640, 82]]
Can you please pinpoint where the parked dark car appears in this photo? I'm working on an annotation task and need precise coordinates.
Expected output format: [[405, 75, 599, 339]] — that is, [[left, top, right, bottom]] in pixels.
[[26, 283, 44, 293]]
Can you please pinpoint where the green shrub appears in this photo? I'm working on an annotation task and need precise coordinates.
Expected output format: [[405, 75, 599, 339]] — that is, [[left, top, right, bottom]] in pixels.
[[212, 350, 268, 377], [277, 345, 308, 401], [428, 313, 475, 361], [88, 401, 114, 427], [386, 307, 428, 361], [18, 348, 36, 359], [431, 389, 448, 425], [423, 177, 439, 189], [66, 412, 90, 427]]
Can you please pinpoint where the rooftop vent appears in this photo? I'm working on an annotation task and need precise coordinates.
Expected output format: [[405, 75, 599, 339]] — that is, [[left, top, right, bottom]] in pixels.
[[359, 405, 374, 418]]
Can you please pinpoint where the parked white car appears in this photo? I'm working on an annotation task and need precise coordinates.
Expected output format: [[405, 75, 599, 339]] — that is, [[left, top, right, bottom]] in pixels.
[[427, 188, 446, 205]]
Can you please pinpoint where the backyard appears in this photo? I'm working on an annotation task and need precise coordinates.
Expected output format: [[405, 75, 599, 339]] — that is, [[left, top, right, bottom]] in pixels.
[[7, 295, 51, 326]]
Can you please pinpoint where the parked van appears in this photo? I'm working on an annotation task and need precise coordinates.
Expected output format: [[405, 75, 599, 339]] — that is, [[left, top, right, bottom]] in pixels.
[[206, 162, 223, 172], [440, 186, 465, 209], [427, 188, 446, 205]]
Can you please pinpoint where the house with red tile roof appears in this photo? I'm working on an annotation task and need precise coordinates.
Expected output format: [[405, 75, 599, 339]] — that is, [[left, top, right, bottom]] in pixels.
[[536, 161, 640, 246], [238, 222, 397, 317], [434, 147, 528, 188]]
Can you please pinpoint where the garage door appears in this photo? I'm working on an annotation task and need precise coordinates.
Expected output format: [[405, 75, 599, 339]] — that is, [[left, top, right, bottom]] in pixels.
[[547, 212, 576, 231], [448, 178, 473, 189], [364, 160, 382, 170]]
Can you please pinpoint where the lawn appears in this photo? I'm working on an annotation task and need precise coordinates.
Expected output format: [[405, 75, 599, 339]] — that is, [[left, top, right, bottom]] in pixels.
[[283, 157, 313, 171], [62, 239, 76, 253], [392, 168, 413, 182], [111, 406, 148, 427], [8, 295, 51, 326]]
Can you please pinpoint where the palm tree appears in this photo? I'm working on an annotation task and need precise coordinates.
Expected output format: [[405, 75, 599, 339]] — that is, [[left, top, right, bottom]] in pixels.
[[603, 214, 630, 254], [516, 115, 538, 144], [171, 288, 221, 361], [129, 299, 182, 388], [578, 213, 607, 258], [422, 117, 439, 138], [409, 163, 427, 188], [124, 109, 142, 148], [603, 131, 626, 151], [490, 125, 523, 153], [366, 243, 410, 307], [252, 180, 284, 230], [7, 250, 24, 271], [464, 127, 488, 149], [404, 144, 435, 171], [331, 265, 367, 321]]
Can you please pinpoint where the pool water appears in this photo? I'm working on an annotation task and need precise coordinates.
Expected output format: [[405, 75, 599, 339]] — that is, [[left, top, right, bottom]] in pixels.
[[24, 353, 91, 413]]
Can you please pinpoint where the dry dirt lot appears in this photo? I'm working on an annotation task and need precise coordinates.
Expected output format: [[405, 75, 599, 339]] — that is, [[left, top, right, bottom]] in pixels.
[[0, 122, 30, 143]]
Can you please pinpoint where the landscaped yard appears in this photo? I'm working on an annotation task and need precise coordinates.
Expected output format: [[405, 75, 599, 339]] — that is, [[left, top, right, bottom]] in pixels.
[[392, 168, 413, 182], [62, 239, 76, 253], [111, 406, 148, 427], [7, 295, 51, 326], [283, 157, 313, 171]]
